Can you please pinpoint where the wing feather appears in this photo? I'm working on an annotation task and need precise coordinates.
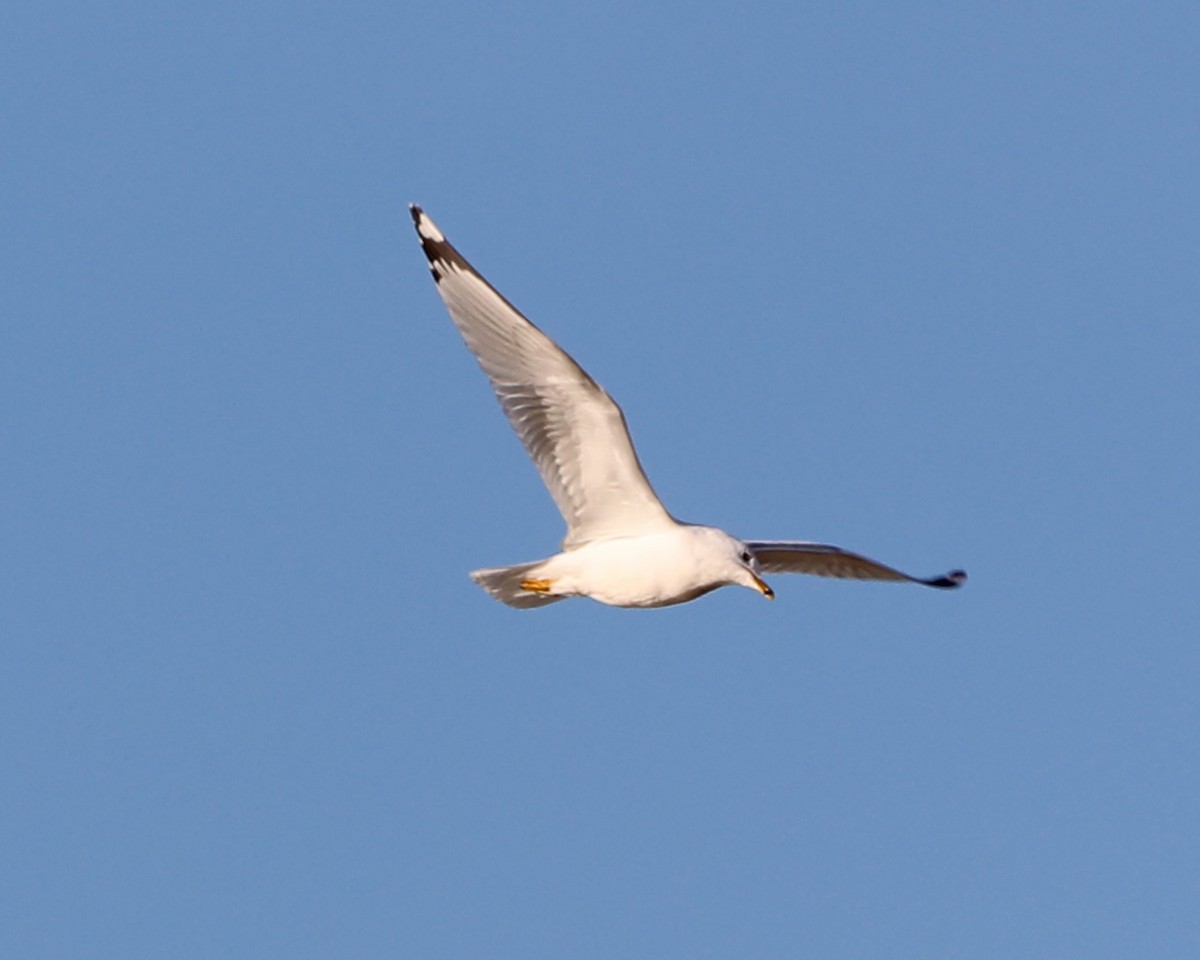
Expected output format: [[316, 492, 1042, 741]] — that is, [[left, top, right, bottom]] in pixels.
[[411, 205, 676, 548], [747, 541, 966, 589]]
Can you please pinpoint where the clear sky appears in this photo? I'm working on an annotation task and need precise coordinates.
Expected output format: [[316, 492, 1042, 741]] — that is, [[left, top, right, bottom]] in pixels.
[[3, 2, 1197, 957]]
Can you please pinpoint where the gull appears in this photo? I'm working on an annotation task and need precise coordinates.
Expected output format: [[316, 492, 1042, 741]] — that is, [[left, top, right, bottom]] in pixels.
[[411, 205, 965, 609]]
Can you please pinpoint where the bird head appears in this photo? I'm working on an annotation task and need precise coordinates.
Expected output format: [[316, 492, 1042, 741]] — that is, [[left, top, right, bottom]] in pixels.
[[721, 532, 774, 600]]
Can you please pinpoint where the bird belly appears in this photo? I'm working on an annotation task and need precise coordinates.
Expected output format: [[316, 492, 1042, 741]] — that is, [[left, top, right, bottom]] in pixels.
[[546, 533, 720, 608]]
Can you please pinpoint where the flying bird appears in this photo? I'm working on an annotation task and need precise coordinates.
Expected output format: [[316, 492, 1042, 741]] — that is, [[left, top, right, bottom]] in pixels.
[[411, 205, 965, 609]]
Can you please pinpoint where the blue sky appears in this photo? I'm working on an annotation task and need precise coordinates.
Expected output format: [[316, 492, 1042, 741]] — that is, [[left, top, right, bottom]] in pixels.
[[3, 2, 1197, 956]]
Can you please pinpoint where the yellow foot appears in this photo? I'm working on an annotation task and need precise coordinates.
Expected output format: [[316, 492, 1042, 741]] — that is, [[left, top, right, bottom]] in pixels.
[[520, 578, 555, 594]]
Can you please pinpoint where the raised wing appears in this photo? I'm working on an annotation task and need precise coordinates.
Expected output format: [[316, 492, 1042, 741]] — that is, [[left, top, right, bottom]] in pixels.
[[746, 541, 966, 589], [411, 205, 677, 548]]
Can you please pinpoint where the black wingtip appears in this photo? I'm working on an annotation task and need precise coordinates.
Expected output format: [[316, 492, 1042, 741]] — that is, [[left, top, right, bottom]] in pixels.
[[924, 569, 967, 589], [409, 205, 457, 281]]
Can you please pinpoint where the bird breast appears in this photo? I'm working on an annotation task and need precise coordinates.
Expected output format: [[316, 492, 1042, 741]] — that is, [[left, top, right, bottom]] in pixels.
[[548, 529, 722, 608]]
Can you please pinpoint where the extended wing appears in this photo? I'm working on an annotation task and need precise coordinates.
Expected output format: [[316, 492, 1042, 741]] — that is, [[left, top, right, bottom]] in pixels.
[[411, 205, 677, 548], [746, 541, 966, 589]]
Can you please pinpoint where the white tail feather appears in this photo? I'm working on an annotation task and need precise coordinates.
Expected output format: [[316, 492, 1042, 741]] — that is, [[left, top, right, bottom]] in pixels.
[[470, 561, 566, 609]]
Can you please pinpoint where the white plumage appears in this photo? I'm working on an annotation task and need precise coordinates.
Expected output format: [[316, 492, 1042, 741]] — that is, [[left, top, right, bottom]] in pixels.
[[411, 205, 965, 609]]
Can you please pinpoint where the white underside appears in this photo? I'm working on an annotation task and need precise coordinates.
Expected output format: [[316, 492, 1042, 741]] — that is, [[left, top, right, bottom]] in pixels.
[[472, 525, 763, 609]]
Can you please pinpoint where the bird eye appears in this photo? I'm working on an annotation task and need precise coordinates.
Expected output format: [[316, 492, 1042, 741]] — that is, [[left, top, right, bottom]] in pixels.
[[740, 550, 752, 564]]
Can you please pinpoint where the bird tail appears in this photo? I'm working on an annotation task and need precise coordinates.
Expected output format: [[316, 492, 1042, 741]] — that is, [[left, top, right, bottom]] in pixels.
[[470, 561, 566, 609]]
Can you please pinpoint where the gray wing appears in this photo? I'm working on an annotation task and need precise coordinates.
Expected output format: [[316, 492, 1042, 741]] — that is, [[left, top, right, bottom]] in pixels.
[[746, 541, 966, 589], [411, 205, 677, 548]]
